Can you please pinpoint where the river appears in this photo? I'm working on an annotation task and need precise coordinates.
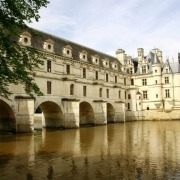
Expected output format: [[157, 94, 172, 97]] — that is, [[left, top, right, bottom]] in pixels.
[[0, 121, 180, 179]]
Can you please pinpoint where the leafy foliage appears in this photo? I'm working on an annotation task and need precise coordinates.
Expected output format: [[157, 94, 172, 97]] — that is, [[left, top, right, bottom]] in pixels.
[[0, 0, 49, 99]]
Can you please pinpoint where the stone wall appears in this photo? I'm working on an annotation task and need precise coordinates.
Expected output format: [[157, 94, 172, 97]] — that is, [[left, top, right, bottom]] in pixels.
[[126, 109, 180, 121]]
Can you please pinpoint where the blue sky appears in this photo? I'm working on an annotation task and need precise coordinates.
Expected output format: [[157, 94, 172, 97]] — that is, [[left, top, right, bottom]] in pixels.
[[29, 0, 180, 61]]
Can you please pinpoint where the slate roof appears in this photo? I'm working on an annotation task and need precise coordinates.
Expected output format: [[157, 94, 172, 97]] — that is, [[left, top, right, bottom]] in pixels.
[[146, 51, 160, 64], [133, 51, 163, 74], [20, 28, 122, 71], [169, 62, 180, 73]]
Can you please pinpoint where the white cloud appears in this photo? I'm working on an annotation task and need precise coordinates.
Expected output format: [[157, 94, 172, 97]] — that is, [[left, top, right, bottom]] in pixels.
[[29, 0, 180, 61]]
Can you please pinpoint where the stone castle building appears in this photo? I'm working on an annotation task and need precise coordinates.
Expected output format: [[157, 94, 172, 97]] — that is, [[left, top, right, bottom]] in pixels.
[[0, 29, 180, 133]]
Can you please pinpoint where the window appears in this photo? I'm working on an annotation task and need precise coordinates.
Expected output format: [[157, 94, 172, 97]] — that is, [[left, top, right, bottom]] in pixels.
[[92, 56, 99, 65], [83, 68, 86, 78], [25, 82, 31, 93], [115, 76, 117, 83], [119, 90, 121, 99], [70, 84, 74, 95], [95, 71, 98, 80], [142, 66, 146, 73], [127, 103, 130, 110], [165, 89, 170, 98], [128, 94, 131, 99], [48, 44, 51, 50], [47, 81, 51, 94], [62, 45, 72, 57], [166, 68, 169, 73], [124, 78, 126, 85], [19, 32, 31, 46], [106, 89, 109, 98], [142, 79, 147, 85], [155, 69, 157, 73], [106, 73, 108, 82], [125, 91, 126, 99], [47, 60, 51, 72], [131, 79, 134, 85], [43, 39, 54, 52], [165, 77, 169, 84], [129, 68, 133, 74], [24, 37, 28, 43], [155, 80, 157, 84], [66, 64, 70, 74], [143, 91, 148, 99], [83, 86, 86, 96], [79, 51, 87, 61], [99, 88, 102, 97], [156, 94, 158, 98]]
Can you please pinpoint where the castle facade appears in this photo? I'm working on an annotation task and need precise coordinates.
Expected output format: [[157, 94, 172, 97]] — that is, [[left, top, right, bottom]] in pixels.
[[0, 29, 180, 133]]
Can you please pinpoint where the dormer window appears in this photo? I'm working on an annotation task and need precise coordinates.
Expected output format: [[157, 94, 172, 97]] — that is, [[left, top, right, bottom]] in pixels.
[[112, 62, 118, 70], [48, 44, 51, 50], [43, 39, 54, 53], [24, 37, 28, 43], [142, 66, 146, 73], [19, 31, 31, 46], [63, 45, 72, 58], [102, 58, 109, 68], [92, 55, 99, 65], [166, 68, 169, 73], [79, 50, 88, 61]]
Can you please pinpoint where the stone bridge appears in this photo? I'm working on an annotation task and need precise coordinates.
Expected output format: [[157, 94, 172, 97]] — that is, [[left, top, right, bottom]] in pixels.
[[0, 95, 125, 133]]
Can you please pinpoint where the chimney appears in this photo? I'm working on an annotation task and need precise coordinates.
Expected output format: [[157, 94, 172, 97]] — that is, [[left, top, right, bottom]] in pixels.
[[116, 49, 125, 65], [137, 48, 144, 62], [157, 50, 163, 63]]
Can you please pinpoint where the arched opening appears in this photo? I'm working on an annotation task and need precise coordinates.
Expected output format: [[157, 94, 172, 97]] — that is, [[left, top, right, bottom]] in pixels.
[[80, 102, 94, 126], [107, 103, 115, 123], [0, 100, 16, 133], [34, 101, 64, 129]]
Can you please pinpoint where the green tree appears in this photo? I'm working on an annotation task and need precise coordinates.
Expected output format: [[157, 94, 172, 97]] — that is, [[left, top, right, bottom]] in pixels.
[[0, 0, 49, 99]]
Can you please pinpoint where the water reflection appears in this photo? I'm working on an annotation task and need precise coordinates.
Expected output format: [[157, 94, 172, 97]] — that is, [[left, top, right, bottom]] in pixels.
[[0, 121, 180, 179]]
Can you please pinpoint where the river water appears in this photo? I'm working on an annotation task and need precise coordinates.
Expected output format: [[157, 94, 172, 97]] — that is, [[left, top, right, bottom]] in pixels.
[[0, 121, 180, 180]]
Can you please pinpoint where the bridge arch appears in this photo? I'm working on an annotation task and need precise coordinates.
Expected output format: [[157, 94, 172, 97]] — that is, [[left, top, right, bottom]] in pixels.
[[80, 101, 94, 126], [107, 103, 115, 123], [35, 101, 64, 129], [0, 99, 16, 132]]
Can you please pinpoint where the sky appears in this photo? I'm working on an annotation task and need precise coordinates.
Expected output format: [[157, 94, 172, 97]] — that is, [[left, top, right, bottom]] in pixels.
[[29, 0, 180, 61]]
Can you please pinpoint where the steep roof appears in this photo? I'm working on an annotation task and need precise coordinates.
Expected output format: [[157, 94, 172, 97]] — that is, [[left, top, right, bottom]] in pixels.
[[169, 62, 180, 73], [146, 51, 160, 64], [20, 28, 121, 71]]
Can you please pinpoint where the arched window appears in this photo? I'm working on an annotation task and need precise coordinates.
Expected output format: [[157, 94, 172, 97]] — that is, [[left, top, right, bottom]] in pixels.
[[70, 84, 74, 95]]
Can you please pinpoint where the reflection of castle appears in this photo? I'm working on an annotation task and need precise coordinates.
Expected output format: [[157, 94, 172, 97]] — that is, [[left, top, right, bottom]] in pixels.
[[0, 29, 180, 133], [1, 122, 180, 179]]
